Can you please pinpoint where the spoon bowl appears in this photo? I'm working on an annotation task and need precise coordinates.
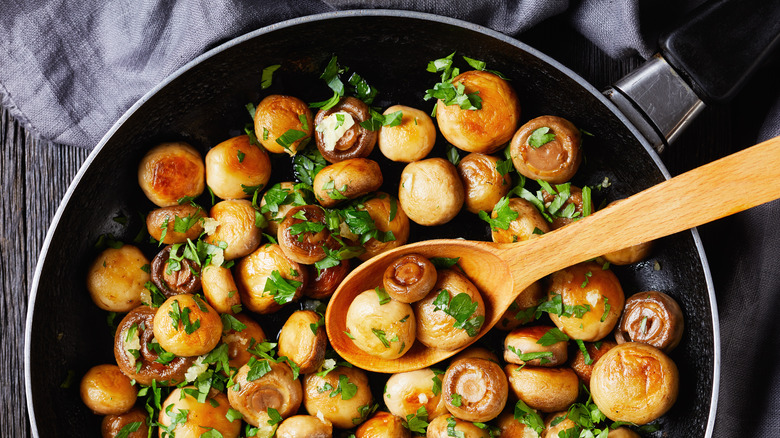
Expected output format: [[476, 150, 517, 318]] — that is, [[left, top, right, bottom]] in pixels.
[[326, 136, 780, 373]]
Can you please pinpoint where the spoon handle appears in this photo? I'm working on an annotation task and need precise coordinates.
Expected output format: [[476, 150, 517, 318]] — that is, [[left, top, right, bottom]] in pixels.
[[497, 136, 780, 284]]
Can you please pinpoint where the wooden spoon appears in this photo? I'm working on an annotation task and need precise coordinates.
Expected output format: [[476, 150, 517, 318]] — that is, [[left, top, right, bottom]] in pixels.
[[325, 136, 780, 373]]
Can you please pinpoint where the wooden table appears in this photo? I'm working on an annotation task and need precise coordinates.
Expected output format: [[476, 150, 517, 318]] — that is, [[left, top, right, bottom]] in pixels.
[[1, 19, 777, 437]]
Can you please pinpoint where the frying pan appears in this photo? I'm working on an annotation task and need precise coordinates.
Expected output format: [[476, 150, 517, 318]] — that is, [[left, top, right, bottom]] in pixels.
[[23, 3, 779, 437]]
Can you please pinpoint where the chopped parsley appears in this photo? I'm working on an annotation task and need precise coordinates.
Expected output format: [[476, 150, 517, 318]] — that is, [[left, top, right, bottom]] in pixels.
[[260, 64, 281, 89], [263, 270, 302, 305], [537, 327, 570, 346], [168, 299, 200, 334], [432, 289, 484, 337], [403, 406, 430, 434], [478, 195, 518, 230], [424, 52, 482, 112], [450, 393, 463, 407], [528, 127, 556, 148], [375, 287, 391, 305], [514, 399, 544, 434]]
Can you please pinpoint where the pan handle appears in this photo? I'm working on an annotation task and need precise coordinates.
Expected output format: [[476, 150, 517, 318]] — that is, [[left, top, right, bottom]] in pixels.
[[604, 0, 780, 151]]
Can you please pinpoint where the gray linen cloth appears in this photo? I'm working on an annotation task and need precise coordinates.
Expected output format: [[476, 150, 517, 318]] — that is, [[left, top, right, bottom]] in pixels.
[[1, 1, 778, 437]]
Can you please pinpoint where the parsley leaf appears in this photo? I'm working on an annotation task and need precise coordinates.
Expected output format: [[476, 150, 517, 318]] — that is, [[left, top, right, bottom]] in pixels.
[[403, 406, 430, 434], [263, 270, 302, 305], [261, 64, 281, 89], [528, 127, 556, 148], [432, 290, 484, 337], [537, 327, 570, 346], [478, 196, 519, 231]]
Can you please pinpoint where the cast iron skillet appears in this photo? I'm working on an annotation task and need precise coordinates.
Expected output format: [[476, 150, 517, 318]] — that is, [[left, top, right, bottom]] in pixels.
[[24, 10, 738, 438]]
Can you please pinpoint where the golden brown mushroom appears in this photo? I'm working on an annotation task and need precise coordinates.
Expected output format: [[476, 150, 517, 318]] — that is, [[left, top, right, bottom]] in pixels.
[[260, 181, 314, 236], [305, 259, 350, 300], [152, 294, 223, 357], [146, 203, 205, 244], [495, 409, 540, 438], [86, 245, 150, 312], [150, 245, 202, 297], [383, 368, 448, 421], [200, 264, 241, 314], [490, 198, 550, 244], [345, 289, 416, 359], [101, 407, 149, 438], [457, 152, 512, 214], [355, 411, 411, 438], [302, 366, 374, 429], [277, 204, 339, 265], [221, 313, 266, 370], [276, 415, 333, 438], [442, 358, 508, 423], [398, 158, 464, 226], [378, 105, 436, 162], [495, 280, 545, 331], [382, 253, 438, 303], [228, 359, 303, 427], [204, 199, 262, 260], [426, 414, 491, 438], [503, 326, 568, 367], [312, 158, 383, 208], [356, 192, 410, 261], [510, 116, 582, 184], [205, 134, 271, 200], [79, 364, 137, 415], [614, 291, 684, 353], [159, 387, 241, 437], [541, 411, 577, 438], [254, 94, 313, 155], [314, 96, 377, 163], [137, 141, 205, 207], [234, 243, 307, 314], [277, 310, 328, 374], [504, 365, 579, 413]]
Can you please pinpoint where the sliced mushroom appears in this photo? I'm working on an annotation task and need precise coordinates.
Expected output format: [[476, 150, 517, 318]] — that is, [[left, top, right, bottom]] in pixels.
[[201, 264, 241, 314], [205, 134, 272, 200], [495, 280, 545, 331], [504, 365, 579, 413], [426, 414, 491, 438], [152, 293, 223, 357], [442, 358, 508, 423], [159, 387, 241, 438], [80, 364, 137, 415], [398, 158, 464, 226], [457, 152, 512, 214], [228, 359, 303, 427], [86, 245, 150, 312], [235, 243, 307, 314], [114, 306, 195, 386], [101, 407, 149, 438], [314, 97, 377, 163], [276, 415, 333, 438], [590, 342, 679, 424], [302, 366, 374, 429], [436, 70, 521, 154], [205, 199, 262, 260], [378, 104, 436, 162], [490, 198, 550, 244], [146, 203, 205, 244], [503, 326, 568, 367], [305, 259, 350, 300], [383, 368, 448, 421], [614, 291, 684, 353], [569, 340, 617, 385], [277, 310, 328, 374], [382, 253, 438, 303], [357, 192, 410, 261], [254, 94, 314, 155], [345, 289, 416, 359], [510, 115, 582, 184], [222, 313, 266, 370], [278, 204, 339, 265], [137, 141, 205, 207], [312, 158, 383, 208], [355, 411, 411, 438], [150, 245, 202, 297]]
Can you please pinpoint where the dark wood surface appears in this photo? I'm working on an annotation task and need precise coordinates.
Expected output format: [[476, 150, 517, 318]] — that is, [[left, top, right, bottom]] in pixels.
[[1, 20, 776, 437]]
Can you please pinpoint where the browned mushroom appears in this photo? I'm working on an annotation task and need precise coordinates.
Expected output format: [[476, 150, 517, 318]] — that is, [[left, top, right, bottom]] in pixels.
[[356, 192, 410, 261], [253, 94, 313, 155], [201, 264, 241, 314], [305, 259, 350, 299], [79, 364, 137, 415], [312, 158, 383, 208], [382, 253, 438, 303], [277, 310, 328, 374], [234, 243, 308, 314], [205, 199, 262, 260], [222, 313, 266, 370], [540, 185, 594, 230], [146, 203, 205, 244], [355, 411, 411, 438], [614, 291, 684, 353], [152, 294, 223, 357], [503, 326, 568, 367], [504, 365, 579, 413], [495, 280, 545, 331], [495, 409, 537, 438], [378, 104, 436, 162], [86, 245, 150, 312], [457, 152, 512, 214], [510, 115, 582, 184], [159, 387, 241, 437], [302, 366, 374, 429], [113, 306, 195, 386], [314, 96, 377, 163], [490, 198, 550, 244], [426, 414, 491, 438], [542, 411, 577, 438], [205, 134, 272, 200], [278, 204, 339, 265], [150, 245, 201, 297], [137, 141, 205, 207], [345, 289, 416, 359], [442, 357, 508, 423], [383, 368, 448, 421], [101, 407, 149, 438], [398, 158, 464, 226], [569, 340, 617, 385], [228, 359, 303, 427], [276, 415, 333, 438]]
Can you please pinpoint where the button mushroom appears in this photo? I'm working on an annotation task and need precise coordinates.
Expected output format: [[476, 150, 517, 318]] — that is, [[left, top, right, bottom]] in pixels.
[[495, 409, 540, 438], [382, 253, 438, 304], [457, 152, 512, 214], [278, 310, 328, 374], [398, 158, 465, 226], [86, 245, 150, 312], [234, 243, 308, 314], [275, 415, 333, 438], [541, 411, 577, 438], [614, 291, 684, 353], [259, 181, 314, 237], [302, 366, 374, 429], [277, 204, 339, 265], [253, 94, 314, 155], [150, 244, 202, 297], [228, 359, 303, 427], [79, 364, 137, 415], [159, 387, 241, 438], [137, 141, 205, 207], [146, 203, 205, 245], [355, 192, 410, 261], [204, 199, 262, 260], [540, 185, 593, 230], [569, 340, 617, 385], [222, 312, 266, 370], [383, 368, 448, 421], [426, 414, 491, 438], [510, 116, 582, 184], [314, 96, 377, 163], [355, 411, 411, 438], [200, 263, 241, 314], [436, 70, 521, 154], [152, 294, 223, 357], [442, 357, 508, 423], [312, 158, 383, 208], [590, 342, 679, 425], [495, 280, 545, 331], [504, 365, 579, 413], [489, 198, 551, 244], [205, 134, 272, 200], [378, 104, 436, 162], [345, 289, 416, 359], [100, 407, 149, 438], [503, 326, 568, 367], [305, 258, 350, 300]]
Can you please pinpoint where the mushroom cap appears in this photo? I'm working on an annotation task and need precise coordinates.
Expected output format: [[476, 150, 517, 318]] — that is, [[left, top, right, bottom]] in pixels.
[[457, 152, 512, 214], [355, 411, 411, 438], [221, 313, 266, 370], [159, 388, 241, 438], [275, 415, 333, 438], [382, 253, 438, 303], [357, 193, 410, 261], [277, 204, 337, 265], [137, 141, 205, 207], [152, 294, 223, 357], [426, 414, 492, 438], [378, 104, 436, 162], [312, 158, 383, 208], [398, 158, 464, 226], [510, 115, 581, 184], [569, 340, 618, 385], [205, 134, 271, 200], [277, 310, 328, 374], [490, 198, 550, 244], [101, 407, 149, 438], [495, 280, 545, 331], [345, 289, 416, 359], [614, 291, 684, 353], [503, 325, 568, 367], [504, 365, 579, 413], [86, 245, 150, 312], [442, 358, 508, 423], [200, 264, 241, 314], [205, 199, 262, 260], [254, 94, 313, 155], [314, 96, 377, 163], [79, 364, 137, 415], [302, 366, 374, 429], [146, 204, 205, 244], [383, 368, 448, 420], [227, 360, 303, 427], [305, 258, 350, 299], [234, 243, 307, 314]]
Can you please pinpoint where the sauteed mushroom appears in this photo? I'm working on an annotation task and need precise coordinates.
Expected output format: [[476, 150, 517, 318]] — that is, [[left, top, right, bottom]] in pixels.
[[277, 310, 328, 374], [569, 340, 617, 385], [490, 198, 550, 244], [150, 244, 202, 297], [436, 70, 520, 154], [495, 280, 545, 331], [222, 313, 266, 370], [138, 141, 205, 207], [205, 199, 262, 260], [205, 134, 272, 200], [442, 357, 508, 422], [601, 202, 653, 265], [542, 411, 577, 438], [355, 411, 411, 438], [398, 158, 464, 226], [457, 152, 512, 214], [101, 407, 149, 438], [504, 365, 579, 413], [312, 158, 383, 208], [146, 203, 205, 244], [356, 192, 410, 261], [254, 94, 313, 155], [540, 185, 593, 230], [314, 96, 377, 162], [114, 306, 195, 386], [302, 366, 374, 429], [378, 104, 436, 162], [382, 253, 437, 303], [614, 291, 684, 353], [79, 364, 136, 415], [235, 243, 307, 314], [152, 294, 223, 357], [228, 359, 303, 427], [278, 204, 339, 265], [201, 264, 241, 314], [345, 289, 416, 359], [495, 409, 539, 438], [510, 115, 582, 184], [608, 428, 641, 438], [426, 414, 491, 438], [159, 387, 240, 438], [276, 415, 333, 438], [503, 326, 568, 367], [383, 368, 448, 420], [86, 245, 150, 312], [451, 346, 501, 364], [305, 258, 350, 299], [260, 181, 314, 236]]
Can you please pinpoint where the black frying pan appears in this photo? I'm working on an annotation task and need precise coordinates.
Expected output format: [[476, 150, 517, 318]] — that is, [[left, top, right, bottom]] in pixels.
[[23, 4, 778, 437]]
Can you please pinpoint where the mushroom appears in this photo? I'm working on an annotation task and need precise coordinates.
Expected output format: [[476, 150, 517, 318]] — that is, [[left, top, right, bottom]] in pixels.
[[276, 415, 333, 438], [426, 414, 491, 438], [222, 313, 266, 370], [314, 96, 377, 163], [253, 94, 314, 155], [590, 342, 679, 425], [260, 181, 314, 236], [146, 203, 205, 244], [383, 368, 448, 421], [569, 340, 617, 385], [113, 306, 195, 386], [204, 199, 262, 260], [450, 346, 501, 364], [541, 411, 577, 438], [278, 204, 339, 265], [277, 310, 328, 374], [495, 409, 540, 438], [86, 245, 150, 312], [436, 70, 521, 154], [413, 268, 485, 351], [495, 280, 545, 331], [150, 244, 202, 297], [547, 262, 625, 342], [345, 289, 416, 359], [355, 411, 411, 438], [201, 264, 241, 314], [398, 158, 465, 226], [79, 364, 137, 415], [503, 326, 568, 367], [152, 293, 223, 357], [490, 198, 550, 244], [540, 185, 594, 230], [205, 134, 272, 200], [442, 357, 508, 423], [602, 240, 653, 266], [356, 192, 410, 261], [504, 365, 579, 413], [101, 407, 149, 438], [510, 115, 582, 184], [382, 253, 437, 303], [305, 259, 350, 299], [608, 428, 641, 438], [234, 243, 308, 314], [137, 141, 205, 207], [457, 152, 512, 214], [228, 359, 303, 427], [159, 387, 241, 438], [378, 104, 436, 162], [614, 291, 684, 353], [312, 158, 383, 208], [302, 366, 374, 429]]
